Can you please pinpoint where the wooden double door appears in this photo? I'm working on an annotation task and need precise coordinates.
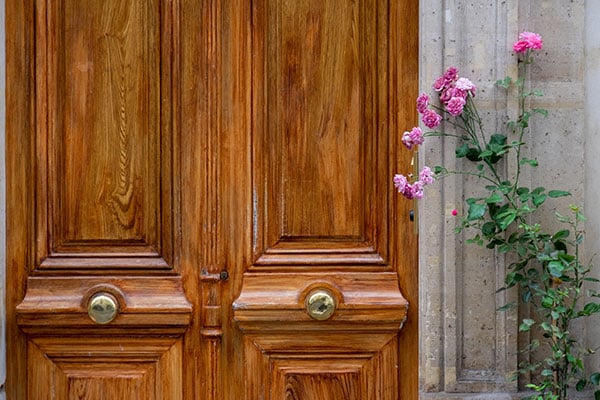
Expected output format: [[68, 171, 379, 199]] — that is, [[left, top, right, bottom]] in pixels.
[[6, 1, 418, 398]]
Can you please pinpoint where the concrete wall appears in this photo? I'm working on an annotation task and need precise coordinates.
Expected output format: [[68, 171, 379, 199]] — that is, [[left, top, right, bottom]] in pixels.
[[419, 0, 596, 398], [584, 0, 600, 379]]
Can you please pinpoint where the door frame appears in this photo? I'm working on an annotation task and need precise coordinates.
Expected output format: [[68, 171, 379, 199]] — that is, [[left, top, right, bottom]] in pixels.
[[1, 0, 6, 395]]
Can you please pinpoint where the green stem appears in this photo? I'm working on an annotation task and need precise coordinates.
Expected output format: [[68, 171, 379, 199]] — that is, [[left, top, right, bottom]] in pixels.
[[512, 50, 531, 198]]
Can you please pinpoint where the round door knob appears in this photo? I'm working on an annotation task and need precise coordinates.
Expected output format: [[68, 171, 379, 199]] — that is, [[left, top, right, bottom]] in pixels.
[[88, 292, 119, 324], [305, 289, 337, 320]]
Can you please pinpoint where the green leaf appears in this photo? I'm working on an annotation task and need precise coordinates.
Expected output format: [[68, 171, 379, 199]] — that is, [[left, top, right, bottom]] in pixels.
[[456, 145, 482, 161], [591, 373, 600, 386], [548, 260, 564, 277], [519, 158, 539, 167], [532, 186, 545, 195], [489, 134, 507, 146], [552, 230, 570, 241], [595, 390, 600, 400], [576, 378, 587, 391], [519, 318, 535, 332], [532, 194, 547, 207], [480, 150, 493, 158], [541, 369, 554, 377], [455, 144, 470, 158], [485, 193, 503, 204], [541, 297, 554, 309], [467, 203, 486, 221], [548, 190, 571, 198], [482, 221, 497, 237], [497, 302, 516, 311], [496, 209, 517, 230], [584, 303, 600, 315], [516, 244, 527, 257]]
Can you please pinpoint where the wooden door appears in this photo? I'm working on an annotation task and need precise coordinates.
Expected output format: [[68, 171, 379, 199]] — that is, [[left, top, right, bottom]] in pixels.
[[5, 1, 418, 399]]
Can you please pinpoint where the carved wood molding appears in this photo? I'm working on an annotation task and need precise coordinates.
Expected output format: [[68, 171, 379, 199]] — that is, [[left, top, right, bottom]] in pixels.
[[233, 272, 408, 332], [17, 276, 192, 336]]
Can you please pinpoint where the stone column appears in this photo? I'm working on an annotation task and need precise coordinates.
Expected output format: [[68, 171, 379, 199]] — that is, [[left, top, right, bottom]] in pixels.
[[419, 1, 588, 398]]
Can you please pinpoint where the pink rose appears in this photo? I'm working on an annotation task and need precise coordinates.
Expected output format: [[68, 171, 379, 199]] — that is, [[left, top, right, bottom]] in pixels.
[[446, 96, 466, 116], [513, 31, 543, 53], [433, 67, 459, 92], [455, 77, 476, 96], [421, 109, 442, 129], [419, 166, 435, 186], [402, 127, 424, 150], [443, 67, 459, 83], [440, 88, 453, 104], [393, 174, 409, 193], [393, 175, 426, 200], [408, 181, 424, 200], [432, 76, 446, 92], [417, 93, 429, 114]]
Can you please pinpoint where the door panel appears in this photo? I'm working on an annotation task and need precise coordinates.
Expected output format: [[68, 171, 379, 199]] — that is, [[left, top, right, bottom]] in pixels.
[[251, 0, 389, 266], [35, 0, 178, 266], [6, 0, 419, 398]]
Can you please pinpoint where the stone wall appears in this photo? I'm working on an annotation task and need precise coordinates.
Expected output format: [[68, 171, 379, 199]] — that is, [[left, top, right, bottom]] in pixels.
[[419, 0, 596, 398]]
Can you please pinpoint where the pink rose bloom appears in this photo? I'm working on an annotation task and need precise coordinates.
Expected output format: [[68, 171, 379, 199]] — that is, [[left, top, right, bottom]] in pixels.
[[433, 66, 459, 91], [408, 181, 424, 200], [419, 166, 435, 186], [446, 96, 466, 116], [416, 93, 429, 113], [443, 67, 459, 83], [449, 87, 467, 100], [432, 75, 446, 92], [440, 88, 453, 104], [513, 31, 543, 53], [513, 40, 528, 53], [393, 175, 425, 200], [401, 131, 414, 149], [393, 174, 409, 193], [421, 109, 442, 129], [455, 77, 476, 96], [402, 127, 424, 150], [451, 209, 458, 216]]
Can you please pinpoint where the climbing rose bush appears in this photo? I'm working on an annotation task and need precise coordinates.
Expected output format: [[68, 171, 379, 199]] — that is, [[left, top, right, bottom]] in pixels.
[[395, 32, 600, 400]]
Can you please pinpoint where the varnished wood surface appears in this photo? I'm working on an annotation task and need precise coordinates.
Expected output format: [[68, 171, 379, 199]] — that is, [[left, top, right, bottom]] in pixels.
[[6, 0, 419, 398]]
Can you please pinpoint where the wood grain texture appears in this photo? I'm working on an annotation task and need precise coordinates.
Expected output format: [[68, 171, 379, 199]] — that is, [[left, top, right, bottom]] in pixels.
[[252, 0, 390, 267], [27, 337, 184, 400], [6, 0, 419, 398], [34, 0, 179, 266]]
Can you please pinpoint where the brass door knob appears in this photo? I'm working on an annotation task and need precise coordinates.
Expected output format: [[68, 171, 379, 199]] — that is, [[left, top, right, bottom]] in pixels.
[[305, 289, 337, 320], [88, 292, 119, 324]]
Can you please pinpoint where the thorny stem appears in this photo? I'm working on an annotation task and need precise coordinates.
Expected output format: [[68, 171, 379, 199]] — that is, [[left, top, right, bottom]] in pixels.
[[512, 50, 532, 198]]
